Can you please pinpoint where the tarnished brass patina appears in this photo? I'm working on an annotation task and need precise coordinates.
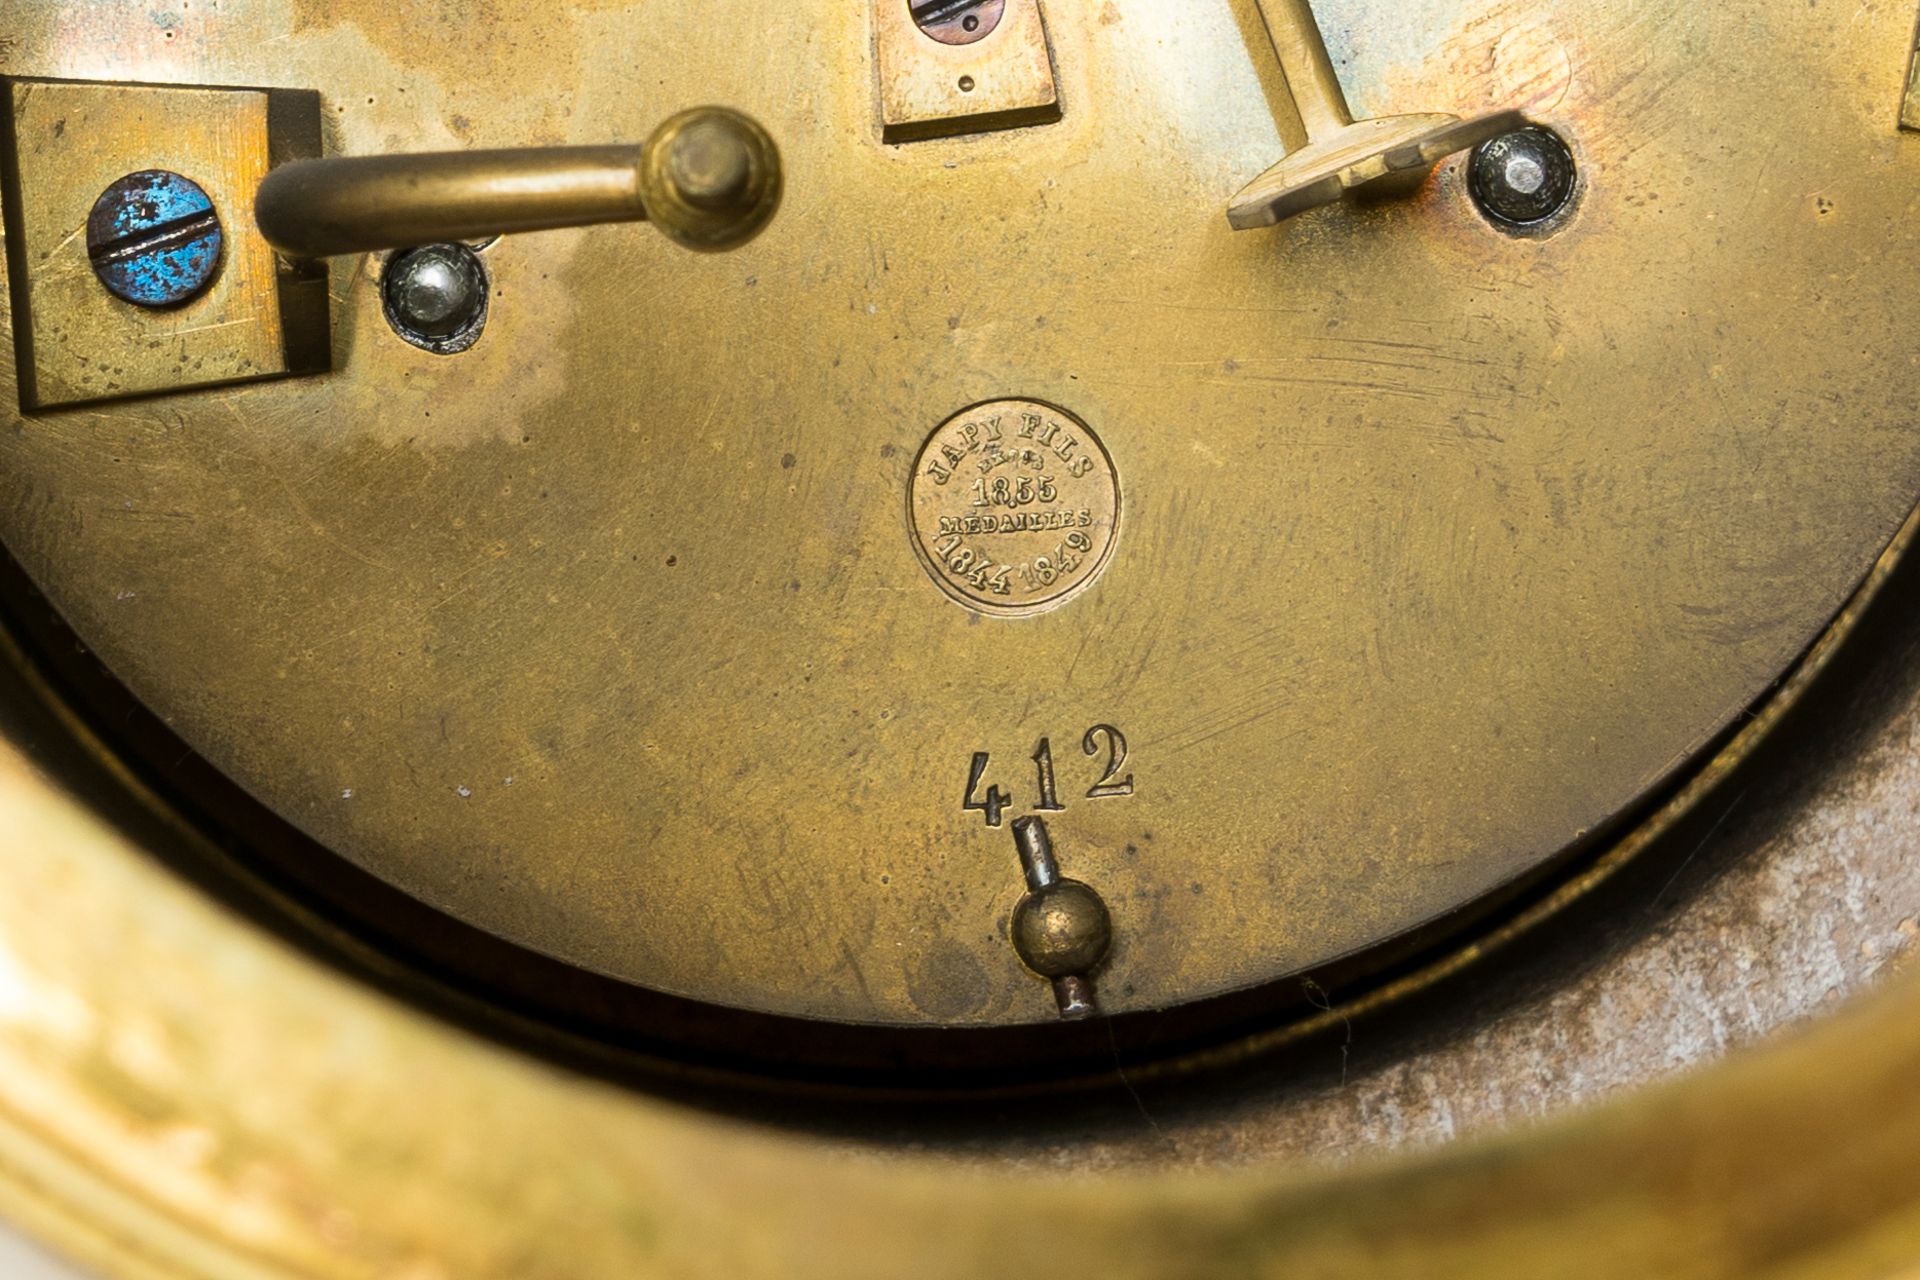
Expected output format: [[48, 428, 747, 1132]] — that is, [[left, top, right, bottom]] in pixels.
[[253, 106, 782, 258], [0, 497, 1913, 1278], [3, 0, 1919, 1047], [1227, 0, 1523, 227], [874, 0, 1060, 141], [1, 78, 328, 408], [4, 0, 1920, 1272]]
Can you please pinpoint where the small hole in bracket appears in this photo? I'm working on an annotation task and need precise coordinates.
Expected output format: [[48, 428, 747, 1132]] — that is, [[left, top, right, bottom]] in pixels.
[[958, 75, 976, 92]]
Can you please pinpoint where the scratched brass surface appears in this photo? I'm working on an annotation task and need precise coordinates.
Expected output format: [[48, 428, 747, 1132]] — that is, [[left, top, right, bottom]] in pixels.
[[907, 399, 1122, 616], [0, 542, 1917, 1278], [1, 79, 317, 408], [4, 0, 1920, 1031], [874, 0, 1060, 143]]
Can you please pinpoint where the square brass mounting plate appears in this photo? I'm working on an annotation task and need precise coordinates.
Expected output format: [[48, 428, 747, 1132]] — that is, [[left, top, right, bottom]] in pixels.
[[0, 77, 329, 411], [876, 0, 1061, 143]]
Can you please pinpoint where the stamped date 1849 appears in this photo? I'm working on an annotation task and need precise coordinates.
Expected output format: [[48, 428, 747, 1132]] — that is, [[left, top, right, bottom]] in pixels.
[[908, 399, 1120, 616]]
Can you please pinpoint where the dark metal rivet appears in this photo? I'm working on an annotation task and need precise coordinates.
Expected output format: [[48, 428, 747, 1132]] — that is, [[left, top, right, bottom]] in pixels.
[[381, 243, 488, 355], [1468, 125, 1577, 230], [86, 170, 224, 308]]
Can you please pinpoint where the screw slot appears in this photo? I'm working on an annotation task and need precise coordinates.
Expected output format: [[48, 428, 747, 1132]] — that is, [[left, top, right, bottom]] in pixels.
[[381, 243, 489, 355], [1468, 125, 1578, 231], [911, 0, 1004, 46]]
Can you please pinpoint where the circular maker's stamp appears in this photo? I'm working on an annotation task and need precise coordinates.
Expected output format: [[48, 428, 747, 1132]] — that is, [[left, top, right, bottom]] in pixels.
[[909, 400, 1120, 616]]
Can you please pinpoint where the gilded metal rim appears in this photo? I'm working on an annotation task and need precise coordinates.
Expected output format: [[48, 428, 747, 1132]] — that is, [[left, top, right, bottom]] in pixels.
[[2, 0, 1920, 1269]]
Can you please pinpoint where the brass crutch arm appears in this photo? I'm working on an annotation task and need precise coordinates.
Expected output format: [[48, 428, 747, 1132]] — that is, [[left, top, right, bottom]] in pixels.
[[254, 106, 781, 259], [1226, 0, 1523, 229], [1253, 0, 1354, 142]]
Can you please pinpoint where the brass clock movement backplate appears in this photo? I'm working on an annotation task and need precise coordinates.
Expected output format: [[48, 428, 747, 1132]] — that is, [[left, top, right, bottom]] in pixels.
[[3, 0, 1919, 1034]]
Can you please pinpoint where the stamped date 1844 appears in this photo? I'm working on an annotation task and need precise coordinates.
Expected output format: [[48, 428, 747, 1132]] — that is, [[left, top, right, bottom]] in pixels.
[[908, 399, 1120, 616]]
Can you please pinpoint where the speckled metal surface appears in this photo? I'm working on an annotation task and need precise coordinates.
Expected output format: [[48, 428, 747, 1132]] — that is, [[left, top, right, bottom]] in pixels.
[[9, 0, 1920, 1042], [83, 169, 222, 309], [872, 540, 1920, 1169]]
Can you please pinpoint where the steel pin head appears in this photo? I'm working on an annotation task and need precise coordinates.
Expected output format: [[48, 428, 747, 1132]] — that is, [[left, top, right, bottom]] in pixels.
[[912, 0, 1005, 45], [1468, 125, 1578, 229], [381, 243, 489, 355]]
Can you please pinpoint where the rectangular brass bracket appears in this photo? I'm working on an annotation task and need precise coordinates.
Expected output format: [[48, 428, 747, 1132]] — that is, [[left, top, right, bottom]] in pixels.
[[875, 0, 1061, 143], [1, 77, 330, 411]]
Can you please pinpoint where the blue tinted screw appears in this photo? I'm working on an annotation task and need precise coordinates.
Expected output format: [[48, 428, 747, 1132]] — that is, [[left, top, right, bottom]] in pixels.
[[86, 170, 224, 308]]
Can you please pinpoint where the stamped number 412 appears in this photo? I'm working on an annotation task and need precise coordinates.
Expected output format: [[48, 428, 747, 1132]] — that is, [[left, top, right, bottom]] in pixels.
[[963, 724, 1134, 827]]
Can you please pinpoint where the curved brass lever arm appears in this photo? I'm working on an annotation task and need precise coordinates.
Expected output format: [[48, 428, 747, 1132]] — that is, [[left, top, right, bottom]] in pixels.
[[255, 106, 781, 258]]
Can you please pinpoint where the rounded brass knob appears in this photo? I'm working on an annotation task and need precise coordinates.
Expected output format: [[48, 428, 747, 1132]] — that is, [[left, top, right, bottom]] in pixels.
[[640, 107, 783, 252], [254, 105, 781, 258]]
